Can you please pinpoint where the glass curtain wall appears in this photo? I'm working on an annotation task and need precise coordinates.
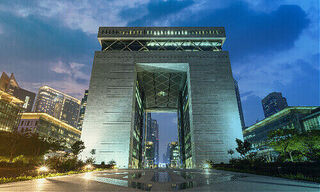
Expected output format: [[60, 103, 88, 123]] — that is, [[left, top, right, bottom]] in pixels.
[[178, 79, 192, 168]]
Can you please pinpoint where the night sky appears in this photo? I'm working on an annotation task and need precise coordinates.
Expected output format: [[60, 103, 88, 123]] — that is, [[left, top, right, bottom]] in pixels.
[[0, 1, 318, 163]]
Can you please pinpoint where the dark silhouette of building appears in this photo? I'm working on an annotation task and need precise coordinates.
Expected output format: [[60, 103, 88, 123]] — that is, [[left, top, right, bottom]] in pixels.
[[34, 86, 80, 128], [77, 90, 88, 131], [0, 72, 35, 112], [262, 92, 288, 118], [234, 79, 245, 129]]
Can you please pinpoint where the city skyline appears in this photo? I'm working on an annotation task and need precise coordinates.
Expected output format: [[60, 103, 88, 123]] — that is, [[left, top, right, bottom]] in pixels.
[[0, 1, 318, 127]]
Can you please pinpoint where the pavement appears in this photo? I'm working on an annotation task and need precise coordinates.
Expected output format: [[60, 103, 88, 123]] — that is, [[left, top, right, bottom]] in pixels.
[[0, 169, 319, 191]]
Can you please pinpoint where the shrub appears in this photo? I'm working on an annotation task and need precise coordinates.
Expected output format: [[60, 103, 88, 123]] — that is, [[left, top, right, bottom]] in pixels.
[[46, 156, 85, 173]]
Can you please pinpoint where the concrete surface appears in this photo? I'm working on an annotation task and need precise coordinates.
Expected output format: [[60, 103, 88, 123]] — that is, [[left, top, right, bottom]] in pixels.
[[0, 169, 319, 191]]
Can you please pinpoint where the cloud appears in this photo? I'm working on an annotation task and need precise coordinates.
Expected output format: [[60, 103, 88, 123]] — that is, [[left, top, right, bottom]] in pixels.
[[122, 0, 195, 26], [0, 0, 150, 34], [20, 60, 90, 99]]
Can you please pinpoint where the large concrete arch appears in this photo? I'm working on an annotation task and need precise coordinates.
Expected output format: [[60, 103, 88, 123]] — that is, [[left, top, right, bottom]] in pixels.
[[81, 27, 243, 169]]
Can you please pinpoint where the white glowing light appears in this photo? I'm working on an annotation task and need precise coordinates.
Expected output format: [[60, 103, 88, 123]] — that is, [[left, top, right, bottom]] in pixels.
[[84, 164, 93, 170], [38, 166, 49, 172]]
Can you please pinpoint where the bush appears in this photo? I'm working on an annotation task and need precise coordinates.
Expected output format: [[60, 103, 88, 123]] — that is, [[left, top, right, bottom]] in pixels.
[[46, 156, 85, 173]]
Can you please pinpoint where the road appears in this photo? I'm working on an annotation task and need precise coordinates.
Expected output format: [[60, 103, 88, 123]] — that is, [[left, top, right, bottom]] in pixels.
[[0, 169, 319, 191]]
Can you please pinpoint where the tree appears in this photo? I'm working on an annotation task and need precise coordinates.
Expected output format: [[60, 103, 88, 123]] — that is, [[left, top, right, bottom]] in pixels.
[[227, 149, 234, 159], [268, 129, 298, 162], [235, 138, 252, 158], [298, 130, 320, 162], [71, 140, 85, 157], [90, 149, 96, 156]]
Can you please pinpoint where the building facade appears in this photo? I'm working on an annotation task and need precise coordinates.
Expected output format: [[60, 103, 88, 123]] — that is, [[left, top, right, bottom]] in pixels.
[[144, 113, 159, 167], [243, 106, 318, 157], [18, 113, 81, 147], [301, 107, 320, 131], [262, 92, 288, 118], [234, 79, 245, 129], [81, 27, 243, 169], [0, 72, 35, 112], [77, 90, 89, 131], [169, 141, 180, 168], [0, 89, 24, 132], [34, 86, 81, 128]]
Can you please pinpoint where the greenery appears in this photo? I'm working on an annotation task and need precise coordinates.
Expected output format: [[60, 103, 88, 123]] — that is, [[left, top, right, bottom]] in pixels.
[[0, 131, 65, 163], [268, 130, 320, 162], [235, 138, 252, 157], [0, 168, 106, 184], [71, 141, 85, 157], [207, 137, 320, 183]]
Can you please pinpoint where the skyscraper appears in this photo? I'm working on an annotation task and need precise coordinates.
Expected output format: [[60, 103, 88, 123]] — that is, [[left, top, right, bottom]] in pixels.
[[34, 86, 81, 128], [77, 90, 89, 131], [0, 72, 35, 112], [145, 114, 159, 167], [262, 92, 288, 118], [234, 79, 245, 129]]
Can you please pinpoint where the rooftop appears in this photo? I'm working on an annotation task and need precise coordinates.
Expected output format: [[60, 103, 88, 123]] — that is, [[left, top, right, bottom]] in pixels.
[[39, 85, 81, 104], [243, 106, 318, 134], [21, 112, 81, 135], [0, 89, 24, 107], [98, 27, 226, 46]]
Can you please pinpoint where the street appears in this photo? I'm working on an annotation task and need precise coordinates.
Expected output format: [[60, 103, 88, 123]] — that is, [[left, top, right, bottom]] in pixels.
[[0, 169, 319, 191]]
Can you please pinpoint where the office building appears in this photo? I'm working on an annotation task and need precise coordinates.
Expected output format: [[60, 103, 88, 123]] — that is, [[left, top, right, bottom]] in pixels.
[[169, 141, 180, 168], [262, 92, 288, 118], [145, 141, 154, 168], [18, 113, 81, 147], [301, 107, 320, 131], [144, 113, 159, 167], [34, 86, 80, 128], [77, 90, 88, 131], [81, 27, 243, 168], [0, 89, 24, 132], [0, 72, 35, 112], [243, 106, 318, 158]]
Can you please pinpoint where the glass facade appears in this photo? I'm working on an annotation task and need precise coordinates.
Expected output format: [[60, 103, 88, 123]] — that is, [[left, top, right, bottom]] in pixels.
[[262, 92, 288, 118], [130, 81, 145, 168], [18, 113, 81, 147], [178, 79, 192, 168], [244, 107, 318, 157], [301, 108, 320, 131], [77, 90, 88, 131], [0, 90, 23, 132], [34, 86, 80, 128]]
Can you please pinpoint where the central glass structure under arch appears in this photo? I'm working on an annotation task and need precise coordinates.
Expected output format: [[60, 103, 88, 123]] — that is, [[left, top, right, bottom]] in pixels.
[[81, 27, 243, 169]]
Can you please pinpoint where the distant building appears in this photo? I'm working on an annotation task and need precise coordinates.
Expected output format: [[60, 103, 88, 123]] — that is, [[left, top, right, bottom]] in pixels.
[[145, 141, 154, 168], [0, 72, 36, 112], [34, 86, 80, 128], [301, 107, 320, 131], [234, 79, 245, 129], [18, 113, 81, 147], [144, 114, 159, 167], [262, 92, 288, 118], [169, 141, 180, 168], [77, 90, 88, 131], [243, 106, 318, 160], [0, 89, 24, 132]]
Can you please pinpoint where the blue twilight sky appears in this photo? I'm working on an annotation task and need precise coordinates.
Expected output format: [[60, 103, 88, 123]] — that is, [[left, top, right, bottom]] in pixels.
[[0, 0, 319, 161]]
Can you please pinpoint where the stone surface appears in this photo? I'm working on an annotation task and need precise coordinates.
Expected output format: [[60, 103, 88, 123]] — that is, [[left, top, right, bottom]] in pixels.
[[1, 169, 319, 191]]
